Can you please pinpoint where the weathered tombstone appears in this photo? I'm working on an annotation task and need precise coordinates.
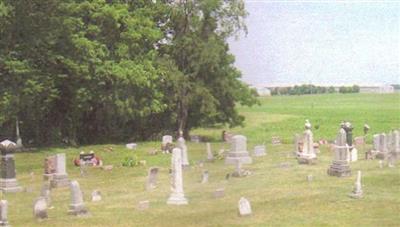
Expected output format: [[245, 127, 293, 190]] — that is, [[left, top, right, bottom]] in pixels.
[[297, 120, 317, 164], [206, 143, 214, 162], [146, 167, 159, 190], [213, 188, 225, 198], [161, 135, 173, 153], [125, 143, 137, 150], [349, 170, 363, 199], [40, 183, 52, 208], [68, 180, 89, 216], [91, 190, 102, 202], [271, 136, 281, 145], [238, 197, 252, 216], [327, 128, 351, 177], [225, 135, 252, 165], [177, 134, 189, 167], [43, 155, 56, 181], [50, 153, 69, 188], [201, 170, 208, 184], [0, 200, 9, 226], [33, 197, 48, 220], [376, 133, 389, 159], [0, 140, 23, 193], [137, 200, 150, 211], [167, 148, 188, 205], [367, 134, 381, 159], [253, 145, 266, 157]]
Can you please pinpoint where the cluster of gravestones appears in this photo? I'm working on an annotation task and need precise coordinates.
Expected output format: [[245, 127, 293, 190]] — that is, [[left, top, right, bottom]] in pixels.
[[0, 122, 399, 224], [367, 131, 400, 166], [0, 140, 93, 225]]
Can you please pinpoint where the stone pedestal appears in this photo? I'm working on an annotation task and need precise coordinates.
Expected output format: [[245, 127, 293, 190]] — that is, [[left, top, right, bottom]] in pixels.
[[328, 128, 351, 177], [225, 135, 252, 165], [0, 141, 22, 193]]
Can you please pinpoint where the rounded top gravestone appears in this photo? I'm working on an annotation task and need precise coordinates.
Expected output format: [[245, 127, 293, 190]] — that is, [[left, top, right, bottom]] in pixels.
[[231, 135, 247, 153], [0, 140, 17, 155]]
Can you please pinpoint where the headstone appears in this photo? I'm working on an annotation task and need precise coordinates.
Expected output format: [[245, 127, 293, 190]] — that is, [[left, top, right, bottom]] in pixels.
[[146, 167, 159, 190], [161, 135, 173, 153], [349, 170, 363, 199], [0, 200, 9, 226], [306, 174, 313, 182], [43, 156, 56, 181], [206, 143, 214, 162], [68, 180, 89, 216], [367, 134, 381, 159], [177, 136, 189, 167], [201, 170, 208, 184], [238, 197, 252, 216], [50, 153, 69, 188], [0, 140, 23, 193], [297, 120, 317, 164], [294, 134, 301, 154], [392, 130, 400, 160], [33, 197, 48, 220], [253, 145, 266, 157], [327, 128, 351, 177], [137, 200, 150, 210], [167, 148, 188, 205], [125, 143, 137, 150], [91, 190, 102, 202], [101, 165, 113, 171], [271, 136, 281, 145], [225, 135, 252, 165], [376, 133, 389, 159], [213, 188, 225, 198], [190, 135, 201, 143], [40, 183, 52, 208]]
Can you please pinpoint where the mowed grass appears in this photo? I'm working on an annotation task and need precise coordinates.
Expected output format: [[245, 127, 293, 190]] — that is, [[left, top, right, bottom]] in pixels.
[[3, 93, 400, 226]]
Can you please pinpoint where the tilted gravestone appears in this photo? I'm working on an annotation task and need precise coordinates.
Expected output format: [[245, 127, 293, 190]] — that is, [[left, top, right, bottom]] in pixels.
[[167, 148, 188, 205], [146, 167, 159, 191], [225, 135, 252, 165], [327, 128, 351, 177], [0, 140, 23, 193]]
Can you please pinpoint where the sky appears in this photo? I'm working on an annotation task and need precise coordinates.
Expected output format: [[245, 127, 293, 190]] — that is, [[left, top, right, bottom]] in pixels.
[[228, 0, 400, 86]]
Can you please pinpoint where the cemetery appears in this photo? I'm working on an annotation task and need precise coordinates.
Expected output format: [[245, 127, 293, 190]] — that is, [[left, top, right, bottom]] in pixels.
[[0, 1, 399, 226], [0, 93, 397, 226]]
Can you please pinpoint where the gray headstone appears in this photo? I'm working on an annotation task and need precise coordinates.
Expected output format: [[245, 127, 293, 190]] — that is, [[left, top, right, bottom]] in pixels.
[[206, 143, 214, 162], [225, 135, 252, 165], [327, 128, 351, 177], [238, 197, 252, 216], [0, 140, 23, 193], [297, 121, 317, 164], [50, 153, 69, 188], [253, 145, 266, 157], [213, 188, 225, 198], [177, 137, 189, 167], [146, 167, 159, 190], [349, 170, 363, 199], [68, 180, 88, 216], [33, 197, 48, 220], [167, 148, 188, 205]]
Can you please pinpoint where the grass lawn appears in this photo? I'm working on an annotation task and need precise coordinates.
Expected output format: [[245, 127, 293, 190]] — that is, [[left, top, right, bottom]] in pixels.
[[3, 93, 400, 226]]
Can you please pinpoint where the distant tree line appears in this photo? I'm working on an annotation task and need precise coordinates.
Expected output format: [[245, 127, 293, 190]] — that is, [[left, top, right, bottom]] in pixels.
[[0, 0, 257, 146], [270, 84, 360, 96]]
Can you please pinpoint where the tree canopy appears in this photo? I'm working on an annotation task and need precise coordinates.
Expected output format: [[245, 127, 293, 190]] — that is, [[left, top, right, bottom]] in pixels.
[[0, 0, 257, 146]]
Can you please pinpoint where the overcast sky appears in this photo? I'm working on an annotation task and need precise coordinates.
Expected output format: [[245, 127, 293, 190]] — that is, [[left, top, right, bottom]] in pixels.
[[228, 1, 400, 86]]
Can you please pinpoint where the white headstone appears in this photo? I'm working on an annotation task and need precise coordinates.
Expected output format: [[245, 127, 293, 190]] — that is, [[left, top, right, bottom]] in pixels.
[[206, 143, 214, 161], [238, 197, 252, 216], [125, 143, 137, 150], [167, 148, 188, 205], [225, 135, 252, 165], [349, 170, 363, 198], [177, 137, 189, 167], [33, 197, 48, 219], [91, 190, 102, 202], [0, 200, 9, 226]]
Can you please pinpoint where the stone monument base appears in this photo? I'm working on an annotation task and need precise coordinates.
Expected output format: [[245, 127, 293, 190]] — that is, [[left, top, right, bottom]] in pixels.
[[327, 161, 351, 177], [51, 174, 69, 188], [225, 152, 252, 165], [0, 178, 23, 193], [167, 193, 188, 205]]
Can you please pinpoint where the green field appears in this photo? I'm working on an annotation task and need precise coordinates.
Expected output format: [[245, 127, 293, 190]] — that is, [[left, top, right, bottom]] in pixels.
[[3, 93, 400, 226]]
